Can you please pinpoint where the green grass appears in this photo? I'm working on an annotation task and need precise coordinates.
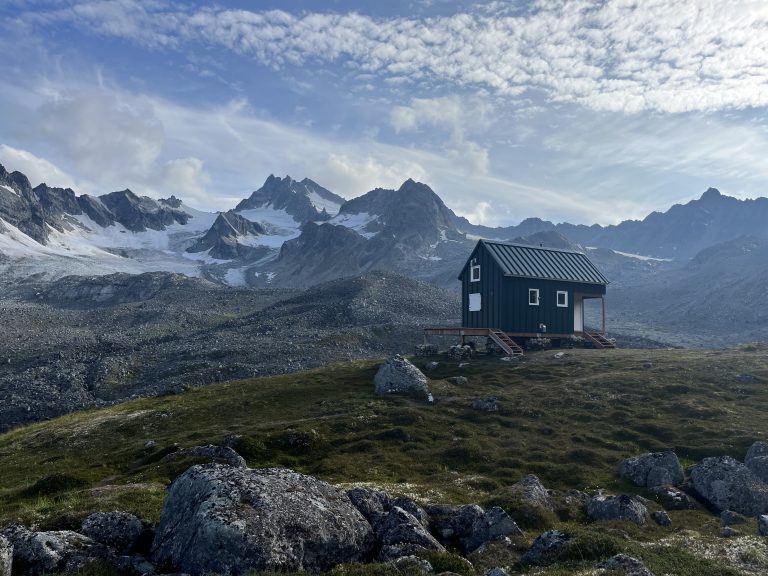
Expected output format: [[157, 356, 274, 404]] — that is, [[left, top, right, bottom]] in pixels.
[[1, 346, 768, 573]]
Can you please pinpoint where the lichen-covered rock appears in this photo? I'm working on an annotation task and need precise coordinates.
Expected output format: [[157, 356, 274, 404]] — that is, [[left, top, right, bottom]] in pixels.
[[471, 397, 498, 412], [159, 444, 246, 468], [651, 511, 671, 527], [374, 355, 431, 399], [446, 376, 468, 385], [391, 497, 429, 528], [448, 345, 473, 360], [485, 568, 508, 576], [520, 530, 570, 566], [689, 455, 768, 516], [424, 504, 521, 553], [461, 506, 522, 553], [391, 555, 434, 574], [0, 536, 11, 576], [649, 485, 696, 510], [618, 451, 684, 488], [347, 487, 393, 528], [758, 514, 768, 536], [745, 442, 768, 483], [376, 506, 444, 560], [586, 494, 649, 525], [80, 512, 143, 554], [2, 525, 110, 576], [151, 464, 374, 575], [509, 474, 553, 511], [596, 553, 655, 576]]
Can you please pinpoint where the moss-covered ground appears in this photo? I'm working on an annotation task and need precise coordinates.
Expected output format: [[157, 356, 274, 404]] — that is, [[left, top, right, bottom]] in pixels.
[[1, 344, 768, 574]]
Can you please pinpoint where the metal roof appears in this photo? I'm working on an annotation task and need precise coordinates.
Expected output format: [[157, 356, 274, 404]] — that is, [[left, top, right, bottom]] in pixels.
[[478, 240, 609, 284]]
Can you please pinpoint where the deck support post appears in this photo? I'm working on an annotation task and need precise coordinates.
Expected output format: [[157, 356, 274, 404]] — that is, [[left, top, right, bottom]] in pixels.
[[602, 296, 606, 334]]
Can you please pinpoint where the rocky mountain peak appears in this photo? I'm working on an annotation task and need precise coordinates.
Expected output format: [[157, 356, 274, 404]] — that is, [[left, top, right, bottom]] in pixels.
[[235, 175, 344, 223], [700, 187, 723, 201], [187, 210, 267, 260], [99, 189, 189, 232]]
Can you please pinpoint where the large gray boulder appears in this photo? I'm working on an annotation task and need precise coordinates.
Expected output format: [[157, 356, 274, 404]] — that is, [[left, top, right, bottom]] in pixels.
[[619, 451, 684, 488], [745, 441, 768, 483], [374, 355, 431, 400], [509, 474, 553, 511], [424, 504, 521, 553], [376, 506, 444, 561], [1, 525, 109, 576], [0, 536, 11, 576], [520, 530, 570, 566], [586, 494, 649, 525], [151, 464, 374, 575], [596, 553, 655, 576], [689, 456, 768, 516], [347, 487, 392, 528], [80, 511, 143, 554]]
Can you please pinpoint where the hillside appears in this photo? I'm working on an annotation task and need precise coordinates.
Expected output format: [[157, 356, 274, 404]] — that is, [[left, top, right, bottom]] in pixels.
[[0, 347, 767, 574]]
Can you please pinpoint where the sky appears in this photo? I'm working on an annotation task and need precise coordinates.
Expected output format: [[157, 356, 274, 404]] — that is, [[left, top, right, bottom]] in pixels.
[[1, 1, 767, 226]]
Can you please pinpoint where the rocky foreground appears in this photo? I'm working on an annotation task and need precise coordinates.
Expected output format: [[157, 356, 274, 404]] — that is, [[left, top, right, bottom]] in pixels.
[[4, 436, 768, 576]]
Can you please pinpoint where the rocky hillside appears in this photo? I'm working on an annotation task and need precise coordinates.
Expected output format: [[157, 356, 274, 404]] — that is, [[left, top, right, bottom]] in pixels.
[[0, 347, 767, 575], [0, 271, 458, 431]]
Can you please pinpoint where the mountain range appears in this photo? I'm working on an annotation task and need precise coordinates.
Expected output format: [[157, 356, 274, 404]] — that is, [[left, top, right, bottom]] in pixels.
[[2, 160, 767, 346]]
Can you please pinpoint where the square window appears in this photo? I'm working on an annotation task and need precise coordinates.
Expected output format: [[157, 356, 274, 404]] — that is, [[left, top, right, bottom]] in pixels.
[[469, 293, 481, 311], [470, 264, 480, 282], [528, 288, 539, 306], [557, 291, 568, 307]]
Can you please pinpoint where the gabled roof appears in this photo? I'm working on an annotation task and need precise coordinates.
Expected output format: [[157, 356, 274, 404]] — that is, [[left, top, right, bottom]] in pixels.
[[463, 240, 609, 285]]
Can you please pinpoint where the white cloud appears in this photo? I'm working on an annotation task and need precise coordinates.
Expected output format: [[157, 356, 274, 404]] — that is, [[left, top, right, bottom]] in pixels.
[[17, 0, 768, 114], [160, 157, 211, 204], [0, 144, 77, 189]]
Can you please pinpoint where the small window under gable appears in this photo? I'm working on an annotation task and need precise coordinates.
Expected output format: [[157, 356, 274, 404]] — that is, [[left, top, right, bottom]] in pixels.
[[556, 290, 568, 307], [528, 288, 540, 306], [470, 262, 480, 282], [469, 293, 481, 311]]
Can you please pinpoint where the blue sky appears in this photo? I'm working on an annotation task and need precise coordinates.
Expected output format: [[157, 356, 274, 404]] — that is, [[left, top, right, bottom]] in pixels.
[[1, 1, 767, 226]]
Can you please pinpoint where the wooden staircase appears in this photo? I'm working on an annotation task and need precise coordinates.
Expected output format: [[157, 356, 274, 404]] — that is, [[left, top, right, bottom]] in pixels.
[[584, 331, 616, 349], [488, 329, 525, 356]]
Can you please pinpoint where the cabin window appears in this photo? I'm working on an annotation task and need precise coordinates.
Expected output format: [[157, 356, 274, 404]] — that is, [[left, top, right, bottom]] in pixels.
[[528, 288, 540, 306], [556, 291, 568, 307], [469, 293, 481, 312], [470, 264, 481, 282]]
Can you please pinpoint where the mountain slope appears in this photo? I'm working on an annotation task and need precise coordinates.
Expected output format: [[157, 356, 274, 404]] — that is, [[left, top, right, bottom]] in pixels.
[[235, 174, 345, 222]]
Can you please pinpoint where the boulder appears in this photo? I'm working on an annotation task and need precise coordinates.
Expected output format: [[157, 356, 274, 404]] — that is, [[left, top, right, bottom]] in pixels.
[[720, 510, 747, 527], [596, 553, 655, 576], [721, 526, 740, 538], [159, 444, 246, 468], [651, 511, 671, 527], [151, 465, 374, 574], [485, 568, 508, 576], [376, 507, 444, 561], [471, 397, 498, 412], [446, 376, 468, 385], [586, 494, 649, 525], [2, 525, 110, 576], [758, 515, 768, 536], [80, 512, 143, 554], [0, 536, 11, 576], [689, 456, 768, 516], [374, 355, 431, 400], [618, 451, 684, 488], [391, 496, 429, 528], [520, 530, 570, 566], [391, 555, 434, 574], [509, 474, 553, 511], [745, 442, 768, 483], [347, 487, 392, 528], [425, 504, 461, 541], [448, 345, 473, 360], [461, 506, 522, 552], [649, 485, 696, 510]]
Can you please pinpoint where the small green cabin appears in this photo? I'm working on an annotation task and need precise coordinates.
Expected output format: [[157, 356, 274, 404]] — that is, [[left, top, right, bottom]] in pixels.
[[458, 240, 609, 336]]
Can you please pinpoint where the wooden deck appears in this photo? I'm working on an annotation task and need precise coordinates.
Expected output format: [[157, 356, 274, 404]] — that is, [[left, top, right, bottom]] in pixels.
[[423, 327, 616, 353]]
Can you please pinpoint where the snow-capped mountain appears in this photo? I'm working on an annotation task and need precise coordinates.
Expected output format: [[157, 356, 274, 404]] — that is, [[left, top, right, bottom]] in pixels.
[[235, 175, 344, 222]]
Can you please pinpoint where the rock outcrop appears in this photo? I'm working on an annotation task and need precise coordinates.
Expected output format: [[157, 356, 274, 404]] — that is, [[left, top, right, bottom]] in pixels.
[[586, 494, 649, 525], [689, 456, 768, 516], [0, 536, 11, 576], [520, 530, 570, 566], [151, 465, 374, 574], [376, 506, 444, 561], [425, 504, 522, 553], [1, 525, 110, 576], [619, 451, 684, 488], [596, 553, 655, 576], [374, 355, 431, 400], [80, 512, 143, 555], [745, 441, 768, 483]]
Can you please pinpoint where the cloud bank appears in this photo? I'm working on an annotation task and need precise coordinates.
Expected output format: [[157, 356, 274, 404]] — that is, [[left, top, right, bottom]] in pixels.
[[19, 0, 768, 114]]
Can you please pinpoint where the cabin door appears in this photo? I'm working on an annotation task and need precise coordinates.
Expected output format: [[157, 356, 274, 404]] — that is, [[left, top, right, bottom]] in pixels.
[[574, 296, 584, 332]]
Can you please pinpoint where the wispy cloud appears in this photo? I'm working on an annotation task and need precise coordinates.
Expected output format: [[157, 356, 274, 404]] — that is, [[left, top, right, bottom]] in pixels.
[[15, 0, 768, 114]]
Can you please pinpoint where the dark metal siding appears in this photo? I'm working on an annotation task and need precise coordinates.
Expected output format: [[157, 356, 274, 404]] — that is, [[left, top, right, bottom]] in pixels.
[[499, 277, 604, 333], [461, 241, 606, 333]]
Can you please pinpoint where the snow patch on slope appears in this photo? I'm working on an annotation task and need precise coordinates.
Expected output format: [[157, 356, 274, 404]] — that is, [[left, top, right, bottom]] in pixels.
[[329, 212, 379, 239], [0, 185, 19, 197], [237, 207, 303, 248]]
